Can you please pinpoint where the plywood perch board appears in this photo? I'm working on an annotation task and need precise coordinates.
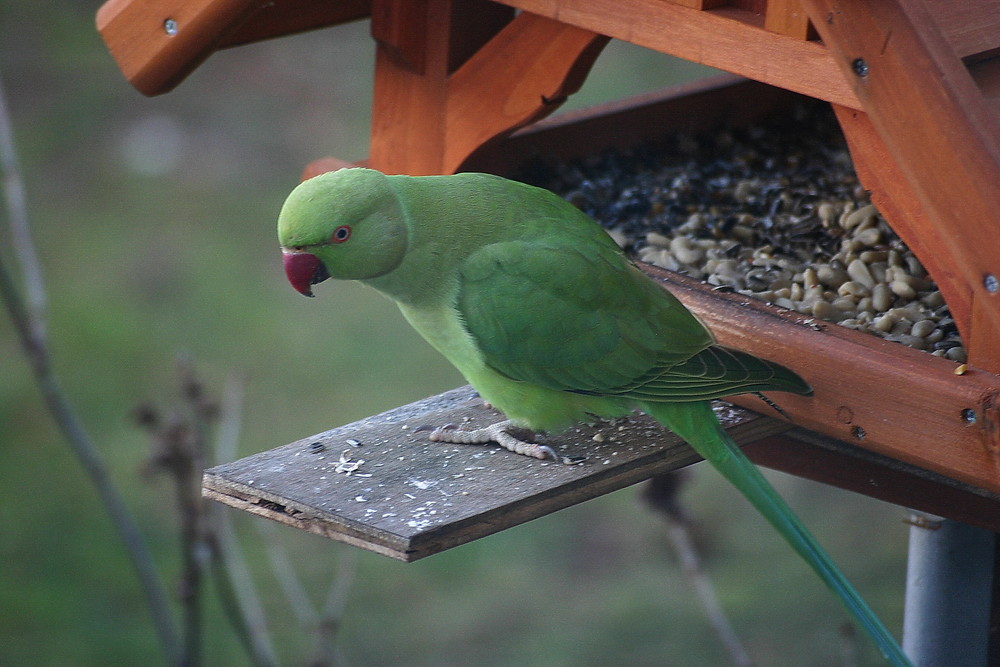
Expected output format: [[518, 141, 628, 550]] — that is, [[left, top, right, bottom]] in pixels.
[[203, 386, 792, 561]]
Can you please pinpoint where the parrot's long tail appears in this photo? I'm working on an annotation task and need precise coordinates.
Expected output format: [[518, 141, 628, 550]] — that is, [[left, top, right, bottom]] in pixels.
[[645, 400, 911, 667]]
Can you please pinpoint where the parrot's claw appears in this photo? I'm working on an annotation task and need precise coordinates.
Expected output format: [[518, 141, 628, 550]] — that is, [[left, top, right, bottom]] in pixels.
[[425, 419, 580, 464]]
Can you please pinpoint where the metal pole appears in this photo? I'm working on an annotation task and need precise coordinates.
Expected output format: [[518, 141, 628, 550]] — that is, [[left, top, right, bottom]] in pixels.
[[902, 515, 995, 666]]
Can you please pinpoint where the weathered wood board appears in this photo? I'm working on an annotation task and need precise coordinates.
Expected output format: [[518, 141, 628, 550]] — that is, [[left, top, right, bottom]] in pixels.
[[203, 386, 792, 561]]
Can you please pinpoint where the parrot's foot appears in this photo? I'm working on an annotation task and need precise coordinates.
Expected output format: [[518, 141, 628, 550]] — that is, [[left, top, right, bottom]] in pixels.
[[423, 420, 580, 464]]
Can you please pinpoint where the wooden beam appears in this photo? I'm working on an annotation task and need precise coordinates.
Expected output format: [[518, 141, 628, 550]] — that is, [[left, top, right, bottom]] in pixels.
[[97, 0, 373, 95], [764, 0, 815, 40], [219, 0, 372, 49], [369, 4, 607, 175], [495, 0, 861, 109], [922, 0, 1000, 61], [97, 0, 258, 95], [641, 265, 1000, 496], [746, 429, 1000, 534], [441, 14, 608, 173], [462, 75, 800, 173]]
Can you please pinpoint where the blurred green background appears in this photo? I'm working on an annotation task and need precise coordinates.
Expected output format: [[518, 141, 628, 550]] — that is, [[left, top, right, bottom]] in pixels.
[[1, 3, 907, 665]]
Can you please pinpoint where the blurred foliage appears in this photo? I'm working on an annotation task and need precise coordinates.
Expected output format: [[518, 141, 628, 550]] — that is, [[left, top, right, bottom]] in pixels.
[[0, 2, 907, 665]]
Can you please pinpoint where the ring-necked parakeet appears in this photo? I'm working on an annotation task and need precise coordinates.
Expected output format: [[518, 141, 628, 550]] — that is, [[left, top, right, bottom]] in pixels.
[[278, 167, 909, 665]]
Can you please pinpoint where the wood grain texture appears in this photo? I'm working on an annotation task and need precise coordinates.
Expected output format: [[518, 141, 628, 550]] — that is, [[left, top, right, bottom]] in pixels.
[[643, 264, 1000, 495], [97, 0, 374, 94], [203, 387, 789, 560], [97, 0, 256, 95], [204, 386, 1000, 559], [369, 5, 607, 175], [494, 0, 861, 108], [922, 0, 1000, 60], [764, 0, 815, 40], [745, 429, 1000, 533], [441, 14, 608, 173], [219, 0, 372, 49]]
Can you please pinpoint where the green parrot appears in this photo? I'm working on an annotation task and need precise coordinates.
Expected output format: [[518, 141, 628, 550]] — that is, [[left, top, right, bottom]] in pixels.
[[278, 167, 909, 665]]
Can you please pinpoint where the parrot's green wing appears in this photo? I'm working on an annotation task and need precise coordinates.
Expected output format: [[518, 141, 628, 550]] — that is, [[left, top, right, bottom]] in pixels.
[[457, 232, 810, 400], [616, 345, 812, 401], [457, 233, 712, 393]]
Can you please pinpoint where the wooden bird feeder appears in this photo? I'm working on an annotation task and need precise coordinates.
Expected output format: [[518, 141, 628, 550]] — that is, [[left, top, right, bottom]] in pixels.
[[97, 0, 1000, 562]]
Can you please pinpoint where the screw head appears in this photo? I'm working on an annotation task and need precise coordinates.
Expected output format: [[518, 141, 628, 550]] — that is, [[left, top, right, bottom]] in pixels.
[[164, 18, 178, 35], [961, 408, 977, 424], [985, 274, 999, 293], [851, 58, 869, 77]]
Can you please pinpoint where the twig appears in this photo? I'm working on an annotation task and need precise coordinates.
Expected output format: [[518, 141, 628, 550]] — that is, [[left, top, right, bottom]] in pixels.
[[0, 65, 45, 341], [207, 375, 280, 667], [0, 70, 181, 663], [211, 509, 280, 667], [644, 471, 754, 667], [139, 359, 214, 666], [142, 361, 281, 666], [312, 548, 358, 667], [256, 520, 357, 667]]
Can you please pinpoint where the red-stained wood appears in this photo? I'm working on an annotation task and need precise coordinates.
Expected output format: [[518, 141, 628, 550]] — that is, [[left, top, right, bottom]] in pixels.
[[219, 0, 372, 49], [368, 0, 512, 175], [640, 265, 1000, 495], [764, 0, 815, 40], [969, 56, 1000, 118], [462, 74, 800, 172], [97, 0, 374, 95], [922, 0, 1000, 61], [664, 0, 728, 10], [493, 0, 861, 109], [801, 0, 1000, 374], [832, 105, 974, 360], [744, 430, 1000, 534], [440, 16, 608, 173], [97, 0, 257, 95], [369, 4, 607, 175]]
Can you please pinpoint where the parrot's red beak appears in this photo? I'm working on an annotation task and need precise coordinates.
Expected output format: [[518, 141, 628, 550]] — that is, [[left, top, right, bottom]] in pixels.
[[283, 251, 329, 297]]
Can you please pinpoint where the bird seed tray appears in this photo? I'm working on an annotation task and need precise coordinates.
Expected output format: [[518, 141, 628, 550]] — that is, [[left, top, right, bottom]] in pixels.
[[203, 387, 791, 561]]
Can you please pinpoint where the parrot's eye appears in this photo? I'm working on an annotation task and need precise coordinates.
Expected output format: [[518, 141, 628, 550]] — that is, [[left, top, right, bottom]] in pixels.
[[331, 225, 351, 243]]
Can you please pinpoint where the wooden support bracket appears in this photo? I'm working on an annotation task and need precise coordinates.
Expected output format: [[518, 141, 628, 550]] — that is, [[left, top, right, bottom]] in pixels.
[[495, 0, 861, 109], [801, 0, 1000, 374], [368, 1, 609, 175], [650, 265, 1000, 496], [96, 0, 372, 95]]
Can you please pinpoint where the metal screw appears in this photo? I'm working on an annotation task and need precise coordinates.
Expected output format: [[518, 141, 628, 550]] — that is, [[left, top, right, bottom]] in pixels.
[[961, 408, 977, 424], [985, 274, 999, 293], [851, 425, 866, 440], [851, 57, 869, 77], [163, 18, 178, 36]]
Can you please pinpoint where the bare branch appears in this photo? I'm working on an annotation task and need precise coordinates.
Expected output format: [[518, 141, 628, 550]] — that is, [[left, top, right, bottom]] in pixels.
[[0, 65, 45, 340], [644, 472, 753, 667], [0, 70, 181, 663], [203, 374, 280, 667]]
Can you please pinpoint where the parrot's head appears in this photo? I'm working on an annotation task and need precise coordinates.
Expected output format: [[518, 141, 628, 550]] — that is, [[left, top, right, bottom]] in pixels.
[[278, 168, 409, 296]]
